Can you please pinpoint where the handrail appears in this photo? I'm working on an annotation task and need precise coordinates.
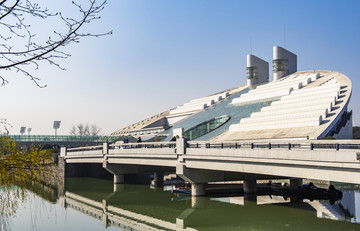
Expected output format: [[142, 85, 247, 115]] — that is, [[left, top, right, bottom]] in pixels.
[[62, 139, 360, 157], [67, 145, 103, 152], [187, 140, 360, 151], [110, 141, 176, 149]]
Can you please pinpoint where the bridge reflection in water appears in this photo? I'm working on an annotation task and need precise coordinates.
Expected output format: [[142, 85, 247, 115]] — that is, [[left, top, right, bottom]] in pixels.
[[44, 178, 360, 231]]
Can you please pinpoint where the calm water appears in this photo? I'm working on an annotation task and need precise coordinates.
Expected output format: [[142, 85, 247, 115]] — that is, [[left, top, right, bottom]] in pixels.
[[5, 178, 360, 231]]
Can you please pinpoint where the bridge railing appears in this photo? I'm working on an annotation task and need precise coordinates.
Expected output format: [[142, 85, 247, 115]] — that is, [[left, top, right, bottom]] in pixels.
[[187, 140, 360, 151], [62, 141, 177, 157], [66, 145, 104, 155], [109, 141, 176, 150], [62, 139, 360, 158]]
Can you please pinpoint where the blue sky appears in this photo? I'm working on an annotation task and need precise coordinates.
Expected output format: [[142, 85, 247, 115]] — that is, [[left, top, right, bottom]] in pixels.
[[1, 0, 359, 135]]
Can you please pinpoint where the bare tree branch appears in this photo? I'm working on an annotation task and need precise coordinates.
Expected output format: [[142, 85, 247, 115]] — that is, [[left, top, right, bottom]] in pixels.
[[0, 0, 112, 87], [70, 123, 102, 136]]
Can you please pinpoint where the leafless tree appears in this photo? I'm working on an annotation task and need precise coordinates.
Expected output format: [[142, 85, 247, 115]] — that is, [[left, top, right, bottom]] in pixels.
[[0, 0, 112, 87], [0, 118, 12, 135], [90, 124, 101, 136], [70, 123, 101, 136]]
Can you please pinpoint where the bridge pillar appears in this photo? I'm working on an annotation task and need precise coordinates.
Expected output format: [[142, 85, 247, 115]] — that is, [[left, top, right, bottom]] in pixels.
[[103, 161, 126, 184], [114, 184, 125, 192], [176, 165, 211, 196], [290, 178, 302, 188], [103, 142, 109, 154], [102, 199, 109, 228], [191, 183, 206, 196], [243, 179, 257, 194], [176, 138, 187, 154], [114, 174, 125, 184], [153, 172, 164, 187], [60, 147, 67, 157]]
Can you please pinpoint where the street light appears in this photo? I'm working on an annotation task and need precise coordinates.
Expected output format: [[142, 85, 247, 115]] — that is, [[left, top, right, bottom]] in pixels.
[[27, 128, 32, 135], [53, 121, 61, 136], [20, 126, 26, 135]]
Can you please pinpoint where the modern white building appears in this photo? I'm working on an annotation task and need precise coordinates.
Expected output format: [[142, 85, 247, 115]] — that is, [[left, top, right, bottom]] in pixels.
[[111, 46, 353, 141]]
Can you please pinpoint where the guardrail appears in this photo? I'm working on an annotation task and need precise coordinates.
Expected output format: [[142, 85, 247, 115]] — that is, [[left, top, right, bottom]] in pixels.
[[67, 145, 103, 153], [63, 141, 177, 156], [61, 139, 360, 158], [187, 140, 360, 151], [109, 141, 176, 149]]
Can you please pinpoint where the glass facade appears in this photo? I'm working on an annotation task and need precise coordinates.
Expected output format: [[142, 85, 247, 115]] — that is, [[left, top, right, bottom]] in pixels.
[[246, 66, 258, 79], [272, 59, 288, 72], [161, 88, 278, 141], [184, 115, 230, 140]]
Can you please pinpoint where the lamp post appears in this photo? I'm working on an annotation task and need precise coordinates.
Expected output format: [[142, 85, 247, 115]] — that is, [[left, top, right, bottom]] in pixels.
[[20, 126, 26, 135], [53, 121, 61, 136]]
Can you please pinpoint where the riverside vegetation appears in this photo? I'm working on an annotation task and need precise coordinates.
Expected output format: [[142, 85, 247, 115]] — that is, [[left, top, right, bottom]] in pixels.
[[0, 137, 56, 230]]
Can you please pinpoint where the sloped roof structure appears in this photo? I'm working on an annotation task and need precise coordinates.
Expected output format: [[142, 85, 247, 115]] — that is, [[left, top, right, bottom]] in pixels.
[[111, 47, 353, 141]]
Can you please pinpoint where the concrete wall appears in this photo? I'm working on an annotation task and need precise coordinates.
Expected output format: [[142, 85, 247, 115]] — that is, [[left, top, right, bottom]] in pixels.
[[64, 161, 113, 179]]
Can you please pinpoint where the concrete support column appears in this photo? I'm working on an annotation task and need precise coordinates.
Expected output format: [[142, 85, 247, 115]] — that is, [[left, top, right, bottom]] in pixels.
[[290, 178, 302, 188], [114, 184, 125, 192], [244, 194, 257, 204], [191, 183, 206, 196], [60, 147, 67, 157], [114, 174, 124, 184], [103, 142, 109, 154], [102, 199, 109, 228], [191, 196, 206, 208], [243, 179, 257, 194], [153, 172, 164, 187], [176, 138, 186, 154], [59, 196, 67, 209]]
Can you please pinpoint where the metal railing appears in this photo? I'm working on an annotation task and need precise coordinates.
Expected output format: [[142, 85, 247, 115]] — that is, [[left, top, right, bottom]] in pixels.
[[109, 141, 176, 150], [2, 135, 122, 143], [67, 145, 103, 153], [63, 139, 360, 157], [187, 140, 360, 151]]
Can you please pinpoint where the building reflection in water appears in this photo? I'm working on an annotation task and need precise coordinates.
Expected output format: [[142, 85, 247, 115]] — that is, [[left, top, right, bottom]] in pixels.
[[47, 178, 360, 231]]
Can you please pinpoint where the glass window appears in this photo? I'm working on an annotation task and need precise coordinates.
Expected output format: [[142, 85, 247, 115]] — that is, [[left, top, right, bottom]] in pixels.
[[272, 59, 288, 72], [184, 115, 230, 140], [246, 66, 258, 79]]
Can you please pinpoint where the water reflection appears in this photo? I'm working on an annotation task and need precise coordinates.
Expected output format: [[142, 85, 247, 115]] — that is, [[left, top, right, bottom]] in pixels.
[[9, 178, 360, 231]]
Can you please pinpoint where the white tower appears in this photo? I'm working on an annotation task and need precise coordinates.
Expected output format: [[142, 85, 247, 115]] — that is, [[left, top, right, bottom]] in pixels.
[[272, 46, 297, 81], [246, 54, 269, 89]]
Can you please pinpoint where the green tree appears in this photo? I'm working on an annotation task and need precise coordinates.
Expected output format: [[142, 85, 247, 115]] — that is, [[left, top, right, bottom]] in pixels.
[[0, 137, 54, 230], [1, 1, 109, 228]]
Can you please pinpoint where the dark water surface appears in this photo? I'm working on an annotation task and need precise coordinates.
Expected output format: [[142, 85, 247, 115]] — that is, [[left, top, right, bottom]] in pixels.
[[7, 178, 360, 231]]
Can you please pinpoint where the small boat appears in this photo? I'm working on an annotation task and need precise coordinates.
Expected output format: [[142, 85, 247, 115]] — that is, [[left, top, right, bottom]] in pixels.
[[171, 183, 191, 194]]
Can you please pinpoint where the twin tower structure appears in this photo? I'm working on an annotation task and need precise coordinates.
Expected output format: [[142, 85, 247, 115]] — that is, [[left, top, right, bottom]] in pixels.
[[247, 46, 297, 88]]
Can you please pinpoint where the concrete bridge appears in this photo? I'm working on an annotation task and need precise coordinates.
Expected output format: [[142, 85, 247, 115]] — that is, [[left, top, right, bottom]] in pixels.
[[60, 139, 360, 196]]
